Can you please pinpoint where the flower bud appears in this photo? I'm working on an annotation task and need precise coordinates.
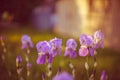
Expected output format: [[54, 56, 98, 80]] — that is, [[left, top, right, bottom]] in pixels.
[[85, 62, 89, 70]]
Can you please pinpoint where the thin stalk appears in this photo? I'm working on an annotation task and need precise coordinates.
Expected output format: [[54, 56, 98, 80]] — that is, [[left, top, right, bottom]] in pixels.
[[46, 55, 52, 80], [69, 58, 75, 78], [25, 48, 31, 80], [0, 37, 12, 78], [86, 56, 89, 80]]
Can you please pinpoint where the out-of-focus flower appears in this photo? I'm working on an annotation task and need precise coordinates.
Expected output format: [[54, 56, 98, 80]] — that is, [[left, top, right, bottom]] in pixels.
[[36, 41, 50, 55], [49, 38, 62, 57], [88, 48, 94, 56], [36, 41, 53, 64], [94, 30, 104, 49], [0, 35, 6, 53], [80, 34, 88, 46], [64, 39, 77, 58], [100, 70, 108, 80], [21, 35, 34, 49], [79, 30, 104, 57], [36, 54, 53, 64], [37, 55, 46, 64], [27, 62, 32, 68], [52, 71, 74, 80], [16, 55, 23, 77], [16, 55, 22, 64], [79, 34, 94, 56], [0, 35, 5, 41], [66, 39, 77, 49], [57, 67, 62, 74], [79, 47, 89, 57], [42, 72, 46, 80], [64, 48, 77, 58], [80, 34, 94, 47]]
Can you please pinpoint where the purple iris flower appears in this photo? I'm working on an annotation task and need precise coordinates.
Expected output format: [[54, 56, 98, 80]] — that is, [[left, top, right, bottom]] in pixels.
[[100, 70, 108, 80], [49, 38, 62, 57], [16, 55, 22, 64], [37, 54, 53, 64], [88, 47, 94, 56], [80, 34, 94, 47], [79, 34, 94, 57], [21, 35, 34, 49], [79, 31, 104, 57], [64, 39, 77, 58], [79, 33, 97, 57], [36, 41, 50, 54], [79, 47, 89, 57], [52, 71, 74, 80], [94, 30, 104, 49], [36, 41, 53, 64], [37, 55, 46, 64]]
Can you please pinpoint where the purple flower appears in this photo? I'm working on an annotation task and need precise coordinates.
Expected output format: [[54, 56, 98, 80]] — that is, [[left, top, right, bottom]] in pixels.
[[27, 62, 32, 68], [37, 54, 53, 64], [48, 54, 53, 63], [88, 48, 94, 56], [42, 72, 46, 79], [64, 39, 77, 58], [100, 70, 108, 80], [16, 55, 22, 64], [79, 34, 96, 57], [0, 35, 5, 41], [36, 41, 50, 54], [94, 30, 104, 49], [37, 55, 46, 64], [52, 71, 74, 80], [80, 34, 94, 47], [66, 39, 77, 49], [79, 47, 89, 57], [64, 48, 77, 58], [78, 30, 104, 57], [36, 41, 53, 64], [49, 38, 62, 57], [21, 35, 34, 49], [94, 30, 104, 41]]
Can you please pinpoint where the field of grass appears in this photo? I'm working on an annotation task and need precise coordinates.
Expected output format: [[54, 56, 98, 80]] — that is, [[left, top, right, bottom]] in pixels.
[[0, 28, 120, 80]]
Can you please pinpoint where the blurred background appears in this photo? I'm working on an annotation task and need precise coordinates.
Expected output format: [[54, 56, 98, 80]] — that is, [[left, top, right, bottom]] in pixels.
[[0, 0, 120, 80]]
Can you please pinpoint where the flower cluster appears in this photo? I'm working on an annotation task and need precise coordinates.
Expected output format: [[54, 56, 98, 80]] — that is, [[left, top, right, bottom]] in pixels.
[[36, 38, 62, 64], [21, 35, 34, 49], [16, 30, 106, 80], [23, 30, 104, 65], [79, 30, 104, 57]]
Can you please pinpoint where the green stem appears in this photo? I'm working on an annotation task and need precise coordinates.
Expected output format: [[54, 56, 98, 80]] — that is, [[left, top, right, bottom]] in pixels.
[[25, 48, 31, 80], [86, 56, 89, 80], [69, 58, 75, 78]]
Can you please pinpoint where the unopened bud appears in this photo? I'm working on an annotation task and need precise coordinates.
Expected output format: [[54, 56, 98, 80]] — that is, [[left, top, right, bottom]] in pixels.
[[94, 50, 97, 55], [85, 62, 89, 70], [72, 68, 75, 78], [3, 48, 6, 53], [94, 62, 97, 67], [47, 71, 52, 77], [42, 72, 46, 80], [69, 62, 74, 69]]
